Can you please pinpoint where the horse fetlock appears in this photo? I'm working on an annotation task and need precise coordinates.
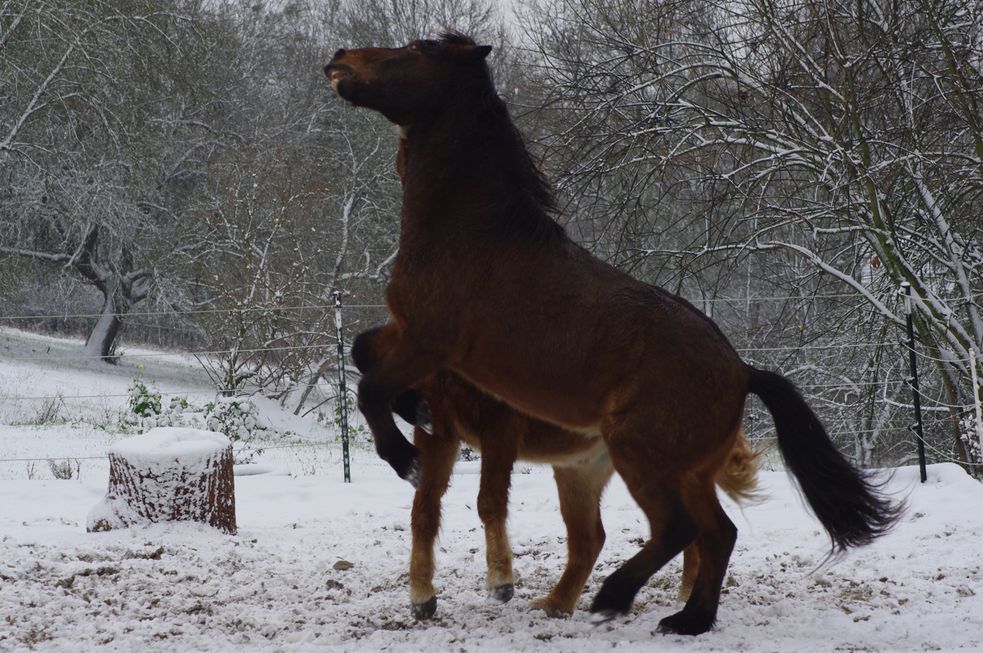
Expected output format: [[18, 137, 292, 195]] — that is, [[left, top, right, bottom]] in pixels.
[[656, 605, 717, 636], [411, 595, 438, 621], [486, 582, 514, 604]]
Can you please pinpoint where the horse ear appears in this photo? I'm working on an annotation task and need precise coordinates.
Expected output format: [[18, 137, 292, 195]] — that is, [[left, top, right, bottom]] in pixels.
[[459, 44, 492, 61]]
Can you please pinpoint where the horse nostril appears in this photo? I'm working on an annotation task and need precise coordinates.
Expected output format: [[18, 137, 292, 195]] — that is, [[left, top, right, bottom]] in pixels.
[[334, 48, 346, 59]]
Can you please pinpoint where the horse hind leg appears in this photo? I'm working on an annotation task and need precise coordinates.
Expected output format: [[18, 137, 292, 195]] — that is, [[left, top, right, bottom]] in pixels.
[[677, 428, 758, 605], [409, 425, 459, 620], [658, 477, 736, 635], [531, 452, 613, 617], [589, 442, 698, 621]]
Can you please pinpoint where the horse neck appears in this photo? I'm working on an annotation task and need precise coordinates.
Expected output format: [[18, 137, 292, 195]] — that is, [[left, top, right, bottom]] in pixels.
[[402, 107, 489, 182], [400, 102, 522, 233]]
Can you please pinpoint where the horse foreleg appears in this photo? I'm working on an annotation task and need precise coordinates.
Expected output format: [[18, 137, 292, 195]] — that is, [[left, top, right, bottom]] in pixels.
[[476, 433, 518, 604], [356, 325, 443, 485], [409, 424, 459, 620], [351, 325, 432, 431], [532, 453, 613, 617]]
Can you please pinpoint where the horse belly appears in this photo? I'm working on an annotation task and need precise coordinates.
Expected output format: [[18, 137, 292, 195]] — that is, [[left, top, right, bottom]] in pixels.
[[452, 349, 608, 433]]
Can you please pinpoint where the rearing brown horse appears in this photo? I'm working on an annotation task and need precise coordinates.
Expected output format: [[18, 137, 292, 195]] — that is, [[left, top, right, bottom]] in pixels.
[[325, 33, 900, 635]]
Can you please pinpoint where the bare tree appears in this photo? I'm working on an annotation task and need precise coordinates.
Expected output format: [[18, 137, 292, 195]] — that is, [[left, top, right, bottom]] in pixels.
[[0, 0, 233, 359], [527, 0, 983, 467]]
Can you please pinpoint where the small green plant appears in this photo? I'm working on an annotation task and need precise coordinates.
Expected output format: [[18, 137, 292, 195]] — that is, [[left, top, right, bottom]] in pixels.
[[128, 381, 161, 418]]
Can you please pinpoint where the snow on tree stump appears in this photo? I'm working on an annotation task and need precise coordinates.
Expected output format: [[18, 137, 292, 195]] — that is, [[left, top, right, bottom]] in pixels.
[[87, 427, 236, 534]]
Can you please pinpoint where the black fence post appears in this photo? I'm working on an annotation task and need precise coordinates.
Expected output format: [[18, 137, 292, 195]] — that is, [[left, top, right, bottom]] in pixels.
[[334, 290, 351, 483], [901, 282, 927, 483]]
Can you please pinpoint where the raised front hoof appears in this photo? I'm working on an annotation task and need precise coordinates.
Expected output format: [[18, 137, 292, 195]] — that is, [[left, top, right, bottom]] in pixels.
[[411, 595, 437, 621], [390, 448, 422, 488], [487, 583, 514, 605], [656, 608, 716, 636], [530, 596, 573, 618]]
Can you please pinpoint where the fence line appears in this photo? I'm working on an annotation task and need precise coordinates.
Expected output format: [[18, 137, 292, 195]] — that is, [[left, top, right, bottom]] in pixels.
[[0, 304, 390, 321], [2, 389, 251, 401], [0, 342, 343, 363], [0, 339, 913, 365], [0, 428, 915, 465], [3, 290, 981, 323], [0, 440, 348, 465], [912, 347, 975, 365]]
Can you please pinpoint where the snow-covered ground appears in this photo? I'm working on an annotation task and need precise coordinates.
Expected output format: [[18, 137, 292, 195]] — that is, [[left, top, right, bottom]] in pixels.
[[1, 328, 982, 652]]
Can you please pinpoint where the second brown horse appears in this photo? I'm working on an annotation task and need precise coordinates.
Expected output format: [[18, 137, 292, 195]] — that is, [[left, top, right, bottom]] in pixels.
[[353, 325, 760, 620]]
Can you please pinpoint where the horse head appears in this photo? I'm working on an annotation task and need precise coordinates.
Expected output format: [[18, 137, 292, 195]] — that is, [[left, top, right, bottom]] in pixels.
[[324, 33, 492, 126]]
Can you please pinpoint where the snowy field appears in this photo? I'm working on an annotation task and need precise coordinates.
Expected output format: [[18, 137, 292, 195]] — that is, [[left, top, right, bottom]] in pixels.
[[1, 327, 982, 652]]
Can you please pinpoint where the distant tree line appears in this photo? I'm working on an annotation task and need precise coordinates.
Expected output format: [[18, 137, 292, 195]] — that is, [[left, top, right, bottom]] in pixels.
[[1, 0, 980, 470]]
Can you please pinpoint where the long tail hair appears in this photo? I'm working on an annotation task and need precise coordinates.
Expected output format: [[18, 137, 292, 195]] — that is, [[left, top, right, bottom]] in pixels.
[[748, 368, 903, 552]]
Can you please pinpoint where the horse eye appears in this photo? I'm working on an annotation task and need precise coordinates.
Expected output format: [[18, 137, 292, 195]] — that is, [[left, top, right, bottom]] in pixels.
[[408, 42, 420, 52]]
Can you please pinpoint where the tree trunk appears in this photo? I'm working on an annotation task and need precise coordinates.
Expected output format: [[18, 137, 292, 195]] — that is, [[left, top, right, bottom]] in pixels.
[[87, 428, 237, 534], [83, 287, 123, 360]]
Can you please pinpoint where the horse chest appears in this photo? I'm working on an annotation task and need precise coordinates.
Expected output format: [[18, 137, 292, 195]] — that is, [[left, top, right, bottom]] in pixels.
[[387, 246, 490, 323]]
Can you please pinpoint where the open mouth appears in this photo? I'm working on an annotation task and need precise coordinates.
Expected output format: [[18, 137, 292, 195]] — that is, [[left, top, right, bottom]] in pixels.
[[324, 64, 353, 91]]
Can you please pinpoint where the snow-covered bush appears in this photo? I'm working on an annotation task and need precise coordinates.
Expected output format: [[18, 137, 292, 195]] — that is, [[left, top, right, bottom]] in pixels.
[[204, 396, 270, 444], [119, 380, 272, 462]]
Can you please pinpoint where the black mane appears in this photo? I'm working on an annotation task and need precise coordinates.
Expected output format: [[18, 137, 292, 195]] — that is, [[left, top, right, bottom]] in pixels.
[[436, 32, 561, 241], [438, 31, 476, 46]]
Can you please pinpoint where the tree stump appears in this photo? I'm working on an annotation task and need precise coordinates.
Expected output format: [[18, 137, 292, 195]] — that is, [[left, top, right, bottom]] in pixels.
[[87, 427, 236, 534]]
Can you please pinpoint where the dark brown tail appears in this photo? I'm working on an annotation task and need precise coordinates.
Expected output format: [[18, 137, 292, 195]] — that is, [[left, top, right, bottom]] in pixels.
[[748, 367, 902, 552]]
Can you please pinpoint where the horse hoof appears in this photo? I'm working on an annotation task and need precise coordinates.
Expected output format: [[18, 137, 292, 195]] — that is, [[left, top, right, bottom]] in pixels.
[[411, 595, 437, 621], [656, 608, 715, 636], [398, 451, 422, 488], [589, 608, 621, 625], [589, 582, 633, 618], [487, 583, 514, 604]]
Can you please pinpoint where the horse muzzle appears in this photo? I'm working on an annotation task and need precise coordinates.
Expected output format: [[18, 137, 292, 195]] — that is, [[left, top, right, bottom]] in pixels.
[[324, 63, 354, 94]]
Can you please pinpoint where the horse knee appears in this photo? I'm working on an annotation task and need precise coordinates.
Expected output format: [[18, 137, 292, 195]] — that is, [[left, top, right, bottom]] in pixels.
[[477, 491, 507, 525], [351, 328, 382, 373]]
